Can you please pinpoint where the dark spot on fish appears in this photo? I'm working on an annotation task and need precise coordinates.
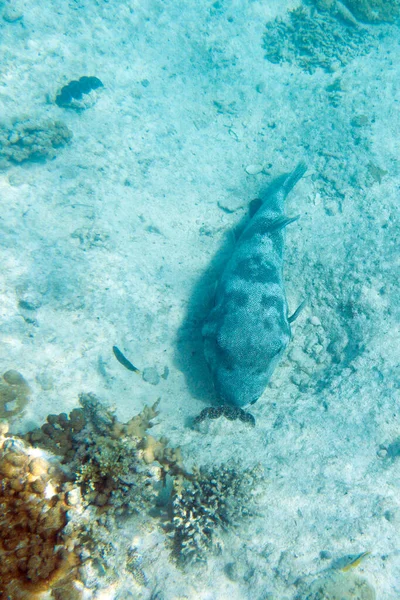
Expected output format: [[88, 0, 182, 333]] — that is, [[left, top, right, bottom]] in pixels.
[[234, 255, 279, 283], [260, 293, 282, 311], [226, 289, 249, 307], [263, 317, 272, 331]]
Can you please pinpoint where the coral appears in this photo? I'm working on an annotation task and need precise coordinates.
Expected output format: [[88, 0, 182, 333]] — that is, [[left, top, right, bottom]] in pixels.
[[0, 422, 81, 599], [19, 393, 266, 576], [171, 462, 263, 565], [0, 118, 72, 167], [23, 407, 86, 463], [24, 393, 185, 513], [113, 397, 161, 439], [342, 0, 400, 23], [262, 6, 373, 73], [74, 433, 158, 512], [0, 369, 30, 420], [193, 405, 256, 427]]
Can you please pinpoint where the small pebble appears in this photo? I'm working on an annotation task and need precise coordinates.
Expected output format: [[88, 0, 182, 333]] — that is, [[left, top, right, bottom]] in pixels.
[[376, 447, 387, 459], [142, 367, 160, 386], [2, 6, 23, 22], [66, 488, 81, 506], [309, 316, 321, 326], [245, 164, 264, 175]]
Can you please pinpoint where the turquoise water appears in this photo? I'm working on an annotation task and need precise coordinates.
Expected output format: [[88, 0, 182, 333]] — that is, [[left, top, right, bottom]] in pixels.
[[0, 1, 399, 598]]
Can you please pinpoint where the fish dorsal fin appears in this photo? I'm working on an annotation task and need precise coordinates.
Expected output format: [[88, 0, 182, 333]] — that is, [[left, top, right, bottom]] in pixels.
[[282, 162, 307, 195]]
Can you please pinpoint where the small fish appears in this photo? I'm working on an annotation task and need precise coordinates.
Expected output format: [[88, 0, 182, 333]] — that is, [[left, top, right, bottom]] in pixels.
[[112, 346, 141, 374], [340, 551, 371, 572]]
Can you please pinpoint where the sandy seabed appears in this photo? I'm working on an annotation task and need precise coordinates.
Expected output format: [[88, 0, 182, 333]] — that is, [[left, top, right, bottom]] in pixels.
[[0, 1, 399, 598]]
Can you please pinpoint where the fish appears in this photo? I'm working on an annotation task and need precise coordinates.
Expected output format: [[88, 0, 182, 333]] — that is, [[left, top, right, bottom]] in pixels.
[[340, 551, 371, 572], [202, 162, 307, 407], [112, 346, 141, 374]]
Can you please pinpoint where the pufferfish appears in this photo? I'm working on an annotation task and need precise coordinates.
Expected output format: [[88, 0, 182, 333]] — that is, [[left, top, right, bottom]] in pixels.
[[202, 162, 307, 407]]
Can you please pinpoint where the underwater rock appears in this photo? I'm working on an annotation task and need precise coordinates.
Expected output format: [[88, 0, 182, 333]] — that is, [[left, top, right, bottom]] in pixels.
[[55, 76, 104, 109], [142, 366, 160, 385], [0, 369, 30, 420], [245, 163, 264, 175], [0, 118, 72, 167], [342, 0, 400, 23], [202, 163, 306, 407], [262, 6, 373, 73], [2, 5, 23, 21], [302, 571, 376, 599]]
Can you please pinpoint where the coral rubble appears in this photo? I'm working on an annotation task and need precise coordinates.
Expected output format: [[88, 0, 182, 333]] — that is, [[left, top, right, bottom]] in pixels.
[[263, 5, 373, 73], [0, 119, 72, 167]]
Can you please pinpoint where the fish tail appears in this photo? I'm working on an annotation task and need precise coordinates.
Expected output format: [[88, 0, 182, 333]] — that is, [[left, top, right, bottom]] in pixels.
[[282, 162, 307, 196]]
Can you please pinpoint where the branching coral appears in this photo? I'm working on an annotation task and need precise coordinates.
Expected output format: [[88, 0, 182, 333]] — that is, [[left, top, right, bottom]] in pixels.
[[74, 433, 158, 512], [171, 462, 264, 565]]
